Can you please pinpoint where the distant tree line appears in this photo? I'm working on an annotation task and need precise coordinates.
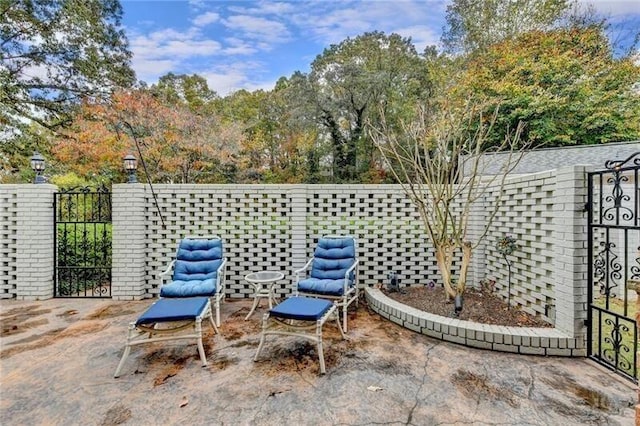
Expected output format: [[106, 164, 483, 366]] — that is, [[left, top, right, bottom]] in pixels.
[[1, 0, 638, 185]]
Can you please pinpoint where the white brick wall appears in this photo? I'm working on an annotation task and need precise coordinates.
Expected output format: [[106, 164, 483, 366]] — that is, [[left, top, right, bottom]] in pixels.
[[2, 168, 595, 340], [0, 186, 19, 299], [0, 185, 57, 300]]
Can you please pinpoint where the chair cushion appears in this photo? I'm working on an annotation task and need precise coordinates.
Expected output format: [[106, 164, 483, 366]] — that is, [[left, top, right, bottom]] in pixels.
[[298, 277, 346, 296], [269, 297, 333, 321], [136, 297, 209, 325], [160, 278, 216, 297], [173, 238, 223, 282], [310, 237, 356, 281]]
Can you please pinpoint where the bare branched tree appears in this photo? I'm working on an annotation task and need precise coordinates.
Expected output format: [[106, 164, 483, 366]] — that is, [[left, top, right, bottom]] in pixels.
[[370, 102, 525, 300]]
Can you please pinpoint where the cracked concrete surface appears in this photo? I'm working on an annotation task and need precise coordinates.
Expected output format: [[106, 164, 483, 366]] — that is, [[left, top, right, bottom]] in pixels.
[[0, 298, 636, 425]]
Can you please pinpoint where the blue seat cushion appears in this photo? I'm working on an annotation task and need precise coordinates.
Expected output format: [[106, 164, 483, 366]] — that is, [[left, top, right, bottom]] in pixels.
[[298, 277, 347, 296], [136, 297, 209, 325], [269, 297, 333, 321], [160, 278, 216, 297]]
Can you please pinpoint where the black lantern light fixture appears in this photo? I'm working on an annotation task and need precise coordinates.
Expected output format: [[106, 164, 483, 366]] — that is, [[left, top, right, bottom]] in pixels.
[[30, 151, 46, 184], [123, 153, 138, 183]]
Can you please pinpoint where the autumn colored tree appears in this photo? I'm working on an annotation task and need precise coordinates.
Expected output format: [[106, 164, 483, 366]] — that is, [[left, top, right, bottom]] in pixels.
[[442, 0, 569, 54], [215, 84, 318, 183], [453, 25, 640, 147], [53, 89, 241, 183]]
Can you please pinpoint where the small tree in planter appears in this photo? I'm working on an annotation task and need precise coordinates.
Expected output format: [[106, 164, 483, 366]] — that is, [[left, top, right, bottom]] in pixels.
[[370, 102, 524, 303], [496, 234, 518, 309]]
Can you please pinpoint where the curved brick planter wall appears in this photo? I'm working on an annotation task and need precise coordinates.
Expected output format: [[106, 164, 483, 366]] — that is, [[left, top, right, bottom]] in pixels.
[[365, 288, 586, 356]]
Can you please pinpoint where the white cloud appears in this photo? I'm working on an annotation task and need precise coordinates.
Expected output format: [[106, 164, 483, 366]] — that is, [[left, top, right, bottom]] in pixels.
[[393, 25, 441, 51], [129, 28, 222, 61], [223, 37, 258, 55], [223, 15, 291, 44], [289, 0, 447, 46], [200, 61, 276, 95], [228, 1, 296, 16], [192, 11, 219, 27], [131, 58, 177, 83]]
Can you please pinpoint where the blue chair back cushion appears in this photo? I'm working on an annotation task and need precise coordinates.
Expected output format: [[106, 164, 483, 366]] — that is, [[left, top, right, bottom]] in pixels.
[[172, 238, 223, 282], [310, 237, 355, 281], [160, 238, 223, 298]]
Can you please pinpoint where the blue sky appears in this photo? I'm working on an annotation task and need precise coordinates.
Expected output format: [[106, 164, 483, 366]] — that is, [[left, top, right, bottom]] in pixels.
[[120, 0, 640, 96]]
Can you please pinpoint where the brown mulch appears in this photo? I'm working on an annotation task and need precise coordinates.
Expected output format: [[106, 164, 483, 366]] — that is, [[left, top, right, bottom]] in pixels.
[[384, 286, 552, 328]]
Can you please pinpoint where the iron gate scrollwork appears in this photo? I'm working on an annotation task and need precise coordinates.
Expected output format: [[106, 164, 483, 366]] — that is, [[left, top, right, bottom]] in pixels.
[[54, 186, 112, 297], [588, 153, 639, 383]]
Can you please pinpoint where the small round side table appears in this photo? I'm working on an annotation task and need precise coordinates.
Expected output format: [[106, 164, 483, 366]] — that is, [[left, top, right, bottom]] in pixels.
[[244, 271, 285, 320]]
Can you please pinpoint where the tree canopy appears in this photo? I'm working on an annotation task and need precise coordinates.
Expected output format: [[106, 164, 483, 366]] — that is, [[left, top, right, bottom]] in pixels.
[[302, 31, 431, 182], [1, 0, 639, 185], [452, 25, 640, 147], [0, 0, 134, 133], [442, 0, 570, 54]]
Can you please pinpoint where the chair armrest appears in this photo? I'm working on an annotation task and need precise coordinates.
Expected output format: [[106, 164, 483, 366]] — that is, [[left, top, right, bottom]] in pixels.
[[159, 260, 176, 288], [294, 258, 313, 274], [343, 259, 359, 290], [215, 258, 228, 294], [294, 258, 313, 283]]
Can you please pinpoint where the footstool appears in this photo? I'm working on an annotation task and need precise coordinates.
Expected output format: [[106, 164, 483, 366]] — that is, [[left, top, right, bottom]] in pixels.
[[253, 297, 346, 374], [114, 297, 216, 378]]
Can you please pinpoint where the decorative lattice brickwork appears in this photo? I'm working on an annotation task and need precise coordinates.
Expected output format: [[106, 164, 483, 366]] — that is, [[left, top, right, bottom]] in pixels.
[[305, 185, 462, 288], [143, 185, 292, 299], [108, 169, 589, 337], [0, 186, 18, 299], [481, 172, 557, 320]]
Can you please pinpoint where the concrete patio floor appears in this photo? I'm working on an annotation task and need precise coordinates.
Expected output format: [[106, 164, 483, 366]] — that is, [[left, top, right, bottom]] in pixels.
[[0, 297, 636, 425]]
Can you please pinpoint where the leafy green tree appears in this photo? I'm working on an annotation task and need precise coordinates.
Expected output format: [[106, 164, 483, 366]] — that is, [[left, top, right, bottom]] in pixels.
[[0, 0, 134, 132], [454, 25, 640, 146], [303, 31, 430, 182], [442, 0, 569, 54], [150, 73, 218, 112]]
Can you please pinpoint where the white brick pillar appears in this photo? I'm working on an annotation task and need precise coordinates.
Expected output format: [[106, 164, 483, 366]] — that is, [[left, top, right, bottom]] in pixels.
[[552, 165, 589, 345], [111, 184, 147, 300], [15, 184, 57, 300], [289, 185, 308, 294], [468, 192, 490, 288]]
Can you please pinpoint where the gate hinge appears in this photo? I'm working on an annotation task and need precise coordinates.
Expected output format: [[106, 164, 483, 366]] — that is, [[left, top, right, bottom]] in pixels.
[[583, 319, 590, 327], [580, 202, 589, 213]]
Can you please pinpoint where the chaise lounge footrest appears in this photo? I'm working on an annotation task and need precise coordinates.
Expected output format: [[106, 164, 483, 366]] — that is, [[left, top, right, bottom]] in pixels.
[[253, 297, 346, 374], [114, 297, 216, 378]]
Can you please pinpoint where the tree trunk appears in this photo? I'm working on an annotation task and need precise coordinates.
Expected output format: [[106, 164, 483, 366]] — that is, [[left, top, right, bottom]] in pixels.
[[435, 244, 457, 300], [457, 241, 472, 295]]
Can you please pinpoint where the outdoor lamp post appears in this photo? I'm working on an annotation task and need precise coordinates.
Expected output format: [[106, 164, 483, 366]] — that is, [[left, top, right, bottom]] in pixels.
[[123, 154, 138, 183], [30, 151, 46, 183]]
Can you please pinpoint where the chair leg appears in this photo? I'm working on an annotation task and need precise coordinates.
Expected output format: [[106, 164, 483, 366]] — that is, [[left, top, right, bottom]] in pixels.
[[253, 313, 269, 361], [195, 319, 207, 367], [114, 323, 135, 378], [342, 297, 349, 333], [215, 296, 221, 327], [316, 320, 325, 374], [334, 310, 347, 340], [206, 303, 218, 334]]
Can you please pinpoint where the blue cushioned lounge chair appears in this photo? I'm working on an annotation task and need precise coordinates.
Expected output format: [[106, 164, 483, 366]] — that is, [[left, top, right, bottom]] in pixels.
[[294, 235, 359, 332], [159, 236, 227, 327]]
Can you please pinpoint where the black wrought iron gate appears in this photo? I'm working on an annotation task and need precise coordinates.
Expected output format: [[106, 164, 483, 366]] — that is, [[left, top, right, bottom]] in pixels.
[[54, 187, 112, 297], [587, 153, 639, 383]]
